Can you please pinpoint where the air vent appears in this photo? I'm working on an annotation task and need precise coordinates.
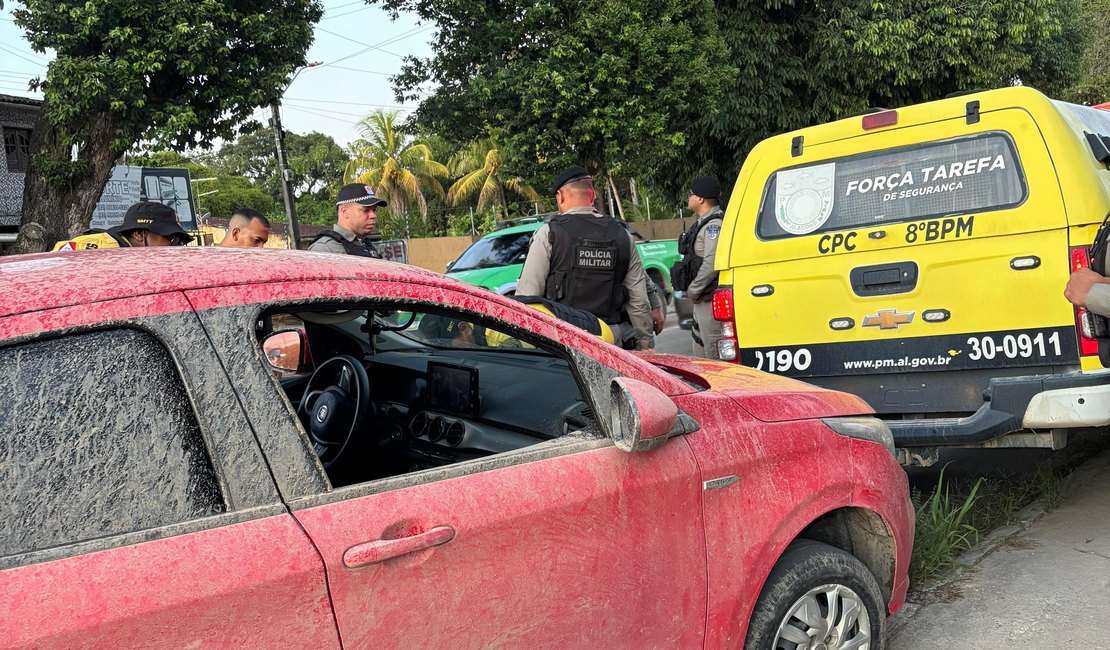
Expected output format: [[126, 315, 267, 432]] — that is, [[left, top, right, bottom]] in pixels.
[[429, 417, 447, 442], [446, 421, 465, 447], [410, 412, 429, 437]]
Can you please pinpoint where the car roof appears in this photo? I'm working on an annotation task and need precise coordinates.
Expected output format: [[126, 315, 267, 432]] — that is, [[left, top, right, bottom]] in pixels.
[[0, 248, 462, 318], [485, 221, 544, 237]]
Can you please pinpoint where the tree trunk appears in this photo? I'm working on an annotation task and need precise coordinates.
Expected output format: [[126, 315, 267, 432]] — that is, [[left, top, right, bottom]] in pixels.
[[608, 175, 626, 221], [14, 101, 122, 254]]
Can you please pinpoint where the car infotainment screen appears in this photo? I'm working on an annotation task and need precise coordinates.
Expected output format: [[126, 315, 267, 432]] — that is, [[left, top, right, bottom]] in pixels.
[[427, 361, 480, 417]]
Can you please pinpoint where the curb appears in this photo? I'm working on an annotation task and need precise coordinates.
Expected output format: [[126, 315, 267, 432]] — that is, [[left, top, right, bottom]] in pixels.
[[887, 448, 1110, 642]]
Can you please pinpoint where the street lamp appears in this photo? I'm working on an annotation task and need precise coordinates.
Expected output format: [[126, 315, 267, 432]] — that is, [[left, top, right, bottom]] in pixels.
[[271, 61, 322, 249]]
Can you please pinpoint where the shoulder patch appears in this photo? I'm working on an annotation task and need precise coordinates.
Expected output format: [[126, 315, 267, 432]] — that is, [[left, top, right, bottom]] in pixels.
[[706, 224, 721, 240]]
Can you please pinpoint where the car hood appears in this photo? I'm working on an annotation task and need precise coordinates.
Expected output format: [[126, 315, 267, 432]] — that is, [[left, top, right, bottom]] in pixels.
[[642, 353, 872, 422], [446, 265, 520, 290]]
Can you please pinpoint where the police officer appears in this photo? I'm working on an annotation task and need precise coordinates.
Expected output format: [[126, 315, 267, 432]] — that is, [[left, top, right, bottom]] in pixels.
[[678, 176, 725, 359], [308, 184, 387, 257], [517, 165, 654, 350]]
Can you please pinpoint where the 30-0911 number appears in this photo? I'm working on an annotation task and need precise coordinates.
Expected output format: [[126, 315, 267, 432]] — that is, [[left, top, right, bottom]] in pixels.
[[755, 348, 813, 372], [966, 332, 1061, 361]]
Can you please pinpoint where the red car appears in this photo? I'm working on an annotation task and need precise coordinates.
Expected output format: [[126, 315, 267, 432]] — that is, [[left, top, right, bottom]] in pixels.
[[0, 248, 912, 649]]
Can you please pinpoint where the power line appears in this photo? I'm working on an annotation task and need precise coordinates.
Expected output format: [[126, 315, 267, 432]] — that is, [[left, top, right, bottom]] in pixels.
[[316, 27, 403, 58], [321, 6, 371, 21], [283, 105, 357, 125], [0, 44, 48, 69], [315, 23, 433, 68], [311, 64, 392, 76], [285, 96, 413, 108], [283, 101, 368, 118]]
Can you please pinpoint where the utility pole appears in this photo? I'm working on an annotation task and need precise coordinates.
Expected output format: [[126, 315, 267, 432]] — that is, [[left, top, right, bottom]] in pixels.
[[271, 102, 301, 249], [270, 61, 321, 250]]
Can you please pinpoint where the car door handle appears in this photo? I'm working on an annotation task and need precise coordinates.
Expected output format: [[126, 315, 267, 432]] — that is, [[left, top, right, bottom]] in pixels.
[[342, 525, 456, 568]]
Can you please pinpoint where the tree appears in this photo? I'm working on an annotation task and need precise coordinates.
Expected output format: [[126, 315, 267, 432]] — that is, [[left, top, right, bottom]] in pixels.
[[446, 140, 541, 220], [376, 0, 1088, 205], [679, 0, 1089, 195], [1069, 0, 1110, 105], [205, 127, 348, 221], [10, 0, 322, 253], [375, 0, 730, 187], [344, 109, 448, 220]]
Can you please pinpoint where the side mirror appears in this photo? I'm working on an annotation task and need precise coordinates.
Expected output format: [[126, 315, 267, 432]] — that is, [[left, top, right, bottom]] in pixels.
[[609, 377, 679, 452], [445, 260, 455, 272], [262, 329, 309, 373]]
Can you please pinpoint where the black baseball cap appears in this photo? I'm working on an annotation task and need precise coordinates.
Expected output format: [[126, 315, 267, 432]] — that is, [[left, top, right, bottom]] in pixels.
[[552, 165, 593, 194], [114, 202, 193, 243], [336, 183, 388, 208], [690, 175, 721, 200]]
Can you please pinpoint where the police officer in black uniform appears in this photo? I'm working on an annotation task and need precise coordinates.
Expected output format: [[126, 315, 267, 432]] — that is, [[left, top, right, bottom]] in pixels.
[[517, 165, 654, 349], [308, 183, 388, 257]]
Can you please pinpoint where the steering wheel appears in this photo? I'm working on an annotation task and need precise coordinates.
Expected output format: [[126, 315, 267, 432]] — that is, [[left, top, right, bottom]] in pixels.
[[297, 355, 373, 470]]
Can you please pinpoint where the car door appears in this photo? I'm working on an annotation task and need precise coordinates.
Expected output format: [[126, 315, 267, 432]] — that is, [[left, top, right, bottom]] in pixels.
[[0, 295, 338, 649], [187, 279, 708, 648]]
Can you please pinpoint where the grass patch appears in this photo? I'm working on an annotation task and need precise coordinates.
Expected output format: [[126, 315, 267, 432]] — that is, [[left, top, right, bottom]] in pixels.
[[910, 462, 1076, 584]]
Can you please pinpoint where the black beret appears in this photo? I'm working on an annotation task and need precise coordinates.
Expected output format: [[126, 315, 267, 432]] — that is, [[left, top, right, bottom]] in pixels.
[[552, 165, 593, 194], [691, 175, 721, 200]]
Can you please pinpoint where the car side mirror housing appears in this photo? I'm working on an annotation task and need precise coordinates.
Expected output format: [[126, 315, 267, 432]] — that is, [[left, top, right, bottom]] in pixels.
[[445, 260, 455, 272], [609, 377, 681, 452], [262, 329, 309, 373]]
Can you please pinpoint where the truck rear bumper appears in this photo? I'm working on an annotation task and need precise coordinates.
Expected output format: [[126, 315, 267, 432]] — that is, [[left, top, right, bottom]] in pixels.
[[889, 370, 1110, 447]]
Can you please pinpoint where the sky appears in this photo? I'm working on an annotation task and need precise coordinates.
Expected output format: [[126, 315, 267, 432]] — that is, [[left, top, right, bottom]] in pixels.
[[0, 1, 435, 147]]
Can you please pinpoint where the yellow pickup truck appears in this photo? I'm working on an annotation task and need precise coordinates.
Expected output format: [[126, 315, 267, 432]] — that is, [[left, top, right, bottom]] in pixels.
[[710, 87, 1110, 464]]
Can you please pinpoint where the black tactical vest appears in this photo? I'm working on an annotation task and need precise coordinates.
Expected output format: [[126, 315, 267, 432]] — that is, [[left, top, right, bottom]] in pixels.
[[544, 213, 631, 324], [671, 212, 722, 293], [311, 230, 382, 258]]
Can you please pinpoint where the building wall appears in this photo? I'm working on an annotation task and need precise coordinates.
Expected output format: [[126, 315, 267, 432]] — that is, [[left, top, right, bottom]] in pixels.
[[0, 103, 38, 230]]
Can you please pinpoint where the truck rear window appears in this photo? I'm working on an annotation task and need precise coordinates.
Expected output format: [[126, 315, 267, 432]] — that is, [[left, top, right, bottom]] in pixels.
[[757, 132, 1027, 239]]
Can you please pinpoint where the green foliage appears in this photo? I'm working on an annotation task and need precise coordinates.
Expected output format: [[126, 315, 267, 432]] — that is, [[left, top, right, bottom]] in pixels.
[[377, 0, 730, 186], [345, 109, 449, 220], [376, 0, 1089, 202], [447, 139, 541, 220], [201, 127, 347, 224], [1068, 0, 1110, 104], [683, 0, 1088, 193], [911, 466, 982, 582], [14, 0, 323, 153], [446, 209, 498, 237]]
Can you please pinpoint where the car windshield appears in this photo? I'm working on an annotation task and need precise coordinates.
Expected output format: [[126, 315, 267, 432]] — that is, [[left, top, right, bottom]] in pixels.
[[450, 232, 532, 271]]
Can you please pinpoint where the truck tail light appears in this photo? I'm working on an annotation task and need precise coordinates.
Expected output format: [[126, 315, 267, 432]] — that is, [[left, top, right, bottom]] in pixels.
[[1070, 246, 1101, 356], [712, 287, 739, 362]]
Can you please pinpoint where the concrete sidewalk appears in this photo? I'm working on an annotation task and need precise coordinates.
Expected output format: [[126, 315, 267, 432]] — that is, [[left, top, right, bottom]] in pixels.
[[889, 449, 1110, 648]]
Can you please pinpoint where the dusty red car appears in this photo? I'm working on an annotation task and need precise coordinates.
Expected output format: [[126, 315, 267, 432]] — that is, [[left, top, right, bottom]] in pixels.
[[0, 248, 912, 649]]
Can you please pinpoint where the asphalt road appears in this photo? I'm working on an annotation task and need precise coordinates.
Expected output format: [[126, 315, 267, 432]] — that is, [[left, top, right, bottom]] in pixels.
[[655, 310, 693, 356]]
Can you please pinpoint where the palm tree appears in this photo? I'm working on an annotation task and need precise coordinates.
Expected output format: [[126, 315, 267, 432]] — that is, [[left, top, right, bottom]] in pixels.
[[344, 109, 448, 221], [447, 140, 541, 220]]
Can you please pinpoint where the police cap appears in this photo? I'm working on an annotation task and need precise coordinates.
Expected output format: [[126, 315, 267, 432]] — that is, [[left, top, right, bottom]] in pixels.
[[552, 165, 593, 194]]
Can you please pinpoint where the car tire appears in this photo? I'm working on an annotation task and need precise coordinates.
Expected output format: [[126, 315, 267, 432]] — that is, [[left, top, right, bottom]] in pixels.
[[744, 540, 886, 650]]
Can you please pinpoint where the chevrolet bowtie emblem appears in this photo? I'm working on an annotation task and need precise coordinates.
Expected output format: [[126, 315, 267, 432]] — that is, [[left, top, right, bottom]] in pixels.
[[862, 309, 915, 330]]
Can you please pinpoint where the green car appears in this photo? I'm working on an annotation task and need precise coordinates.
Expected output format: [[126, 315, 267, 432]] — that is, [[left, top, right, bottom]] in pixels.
[[446, 216, 689, 325]]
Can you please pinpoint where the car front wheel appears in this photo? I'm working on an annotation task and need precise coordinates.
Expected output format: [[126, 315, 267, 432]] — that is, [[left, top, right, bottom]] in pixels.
[[744, 540, 886, 650]]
